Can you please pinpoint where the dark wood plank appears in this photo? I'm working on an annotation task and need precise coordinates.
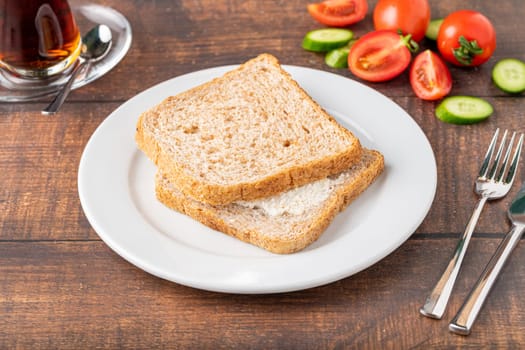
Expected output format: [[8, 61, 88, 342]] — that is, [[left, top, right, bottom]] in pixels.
[[0, 103, 119, 240], [1, 238, 524, 348], [59, 0, 525, 101], [2, 97, 523, 240], [406, 96, 525, 235], [2, 0, 525, 347]]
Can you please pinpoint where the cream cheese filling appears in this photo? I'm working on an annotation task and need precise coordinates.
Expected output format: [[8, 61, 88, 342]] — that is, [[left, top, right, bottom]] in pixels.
[[236, 174, 346, 216]]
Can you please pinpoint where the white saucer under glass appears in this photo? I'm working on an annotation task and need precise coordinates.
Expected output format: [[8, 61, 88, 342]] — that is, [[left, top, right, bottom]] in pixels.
[[0, 4, 132, 102]]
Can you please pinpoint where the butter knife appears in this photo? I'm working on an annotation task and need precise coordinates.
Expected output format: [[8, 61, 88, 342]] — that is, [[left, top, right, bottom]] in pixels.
[[449, 181, 525, 335]]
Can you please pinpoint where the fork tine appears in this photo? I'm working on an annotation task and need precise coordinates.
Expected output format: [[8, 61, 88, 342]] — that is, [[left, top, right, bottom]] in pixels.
[[504, 133, 524, 184], [479, 128, 500, 178], [495, 132, 516, 182], [487, 129, 508, 180]]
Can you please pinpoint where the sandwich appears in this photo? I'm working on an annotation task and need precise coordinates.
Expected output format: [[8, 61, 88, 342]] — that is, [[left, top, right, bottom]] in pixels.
[[136, 53, 384, 253], [156, 149, 383, 254]]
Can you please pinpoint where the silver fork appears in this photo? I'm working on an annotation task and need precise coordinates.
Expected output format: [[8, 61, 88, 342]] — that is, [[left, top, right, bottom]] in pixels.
[[420, 129, 524, 319]]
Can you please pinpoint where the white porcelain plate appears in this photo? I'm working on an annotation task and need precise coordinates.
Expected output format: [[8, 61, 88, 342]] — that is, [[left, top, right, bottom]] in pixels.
[[78, 65, 437, 294]]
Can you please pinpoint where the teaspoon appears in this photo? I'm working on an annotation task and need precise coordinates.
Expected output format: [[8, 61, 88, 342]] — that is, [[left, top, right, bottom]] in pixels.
[[42, 24, 112, 115]]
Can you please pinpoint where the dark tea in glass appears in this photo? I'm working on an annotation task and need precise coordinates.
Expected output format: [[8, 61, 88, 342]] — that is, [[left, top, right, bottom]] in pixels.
[[0, 0, 81, 78]]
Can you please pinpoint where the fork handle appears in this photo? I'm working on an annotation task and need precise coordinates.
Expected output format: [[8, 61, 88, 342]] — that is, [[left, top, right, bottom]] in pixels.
[[449, 223, 525, 335], [420, 195, 489, 319]]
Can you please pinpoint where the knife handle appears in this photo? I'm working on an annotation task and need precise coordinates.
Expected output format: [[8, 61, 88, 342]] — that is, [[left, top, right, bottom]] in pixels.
[[449, 223, 525, 335]]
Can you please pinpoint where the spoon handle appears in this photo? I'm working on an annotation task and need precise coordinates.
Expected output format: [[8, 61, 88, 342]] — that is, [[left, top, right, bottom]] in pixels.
[[41, 60, 89, 115]]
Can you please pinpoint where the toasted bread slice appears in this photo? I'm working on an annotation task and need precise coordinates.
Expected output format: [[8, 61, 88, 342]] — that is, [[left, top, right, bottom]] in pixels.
[[136, 53, 362, 205], [155, 149, 384, 254]]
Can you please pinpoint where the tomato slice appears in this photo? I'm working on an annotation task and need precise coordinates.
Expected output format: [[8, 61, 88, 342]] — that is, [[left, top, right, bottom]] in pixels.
[[409, 50, 452, 100], [348, 30, 411, 82], [307, 0, 368, 27]]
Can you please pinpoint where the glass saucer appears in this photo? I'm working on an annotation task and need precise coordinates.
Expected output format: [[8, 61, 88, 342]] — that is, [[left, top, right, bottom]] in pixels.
[[0, 3, 132, 102]]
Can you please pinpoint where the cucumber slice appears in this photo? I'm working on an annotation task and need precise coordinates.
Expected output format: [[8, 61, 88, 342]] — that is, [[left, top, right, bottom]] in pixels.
[[302, 28, 353, 52], [492, 58, 525, 94], [325, 39, 356, 68], [425, 19, 443, 41], [325, 46, 349, 68], [435, 96, 493, 124]]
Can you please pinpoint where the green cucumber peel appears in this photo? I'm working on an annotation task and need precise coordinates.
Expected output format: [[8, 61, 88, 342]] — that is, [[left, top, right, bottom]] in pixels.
[[435, 96, 493, 124]]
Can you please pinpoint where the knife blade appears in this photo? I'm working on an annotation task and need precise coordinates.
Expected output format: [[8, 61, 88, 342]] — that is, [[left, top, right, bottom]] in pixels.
[[509, 183, 525, 217]]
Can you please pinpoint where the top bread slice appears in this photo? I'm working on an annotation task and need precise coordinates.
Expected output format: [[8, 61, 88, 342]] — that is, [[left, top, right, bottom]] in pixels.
[[136, 53, 362, 205], [156, 149, 384, 254]]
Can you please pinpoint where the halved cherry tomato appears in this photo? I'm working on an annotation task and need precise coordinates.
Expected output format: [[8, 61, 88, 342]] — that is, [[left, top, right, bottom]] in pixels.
[[373, 0, 430, 42], [410, 50, 452, 100], [307, 0, 368, 27], [437, 10, 496, 67], [348, 30, 413, 82]]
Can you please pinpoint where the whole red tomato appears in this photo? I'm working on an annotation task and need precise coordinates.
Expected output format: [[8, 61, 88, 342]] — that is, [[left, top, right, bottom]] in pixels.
[[437, 10, 496, 66], [373, 0, 430, 42]]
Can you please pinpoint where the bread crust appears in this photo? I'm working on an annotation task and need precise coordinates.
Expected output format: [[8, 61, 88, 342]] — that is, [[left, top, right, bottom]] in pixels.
[[136, 54, 363, 205], [156, 150, 384, 254]]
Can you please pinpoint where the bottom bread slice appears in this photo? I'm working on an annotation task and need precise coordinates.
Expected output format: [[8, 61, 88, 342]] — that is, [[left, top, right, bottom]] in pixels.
[[155, 149, 384, 254]]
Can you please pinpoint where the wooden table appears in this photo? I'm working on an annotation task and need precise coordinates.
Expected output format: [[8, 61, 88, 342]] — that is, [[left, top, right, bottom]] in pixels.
[[2, 0, 524, 347]]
